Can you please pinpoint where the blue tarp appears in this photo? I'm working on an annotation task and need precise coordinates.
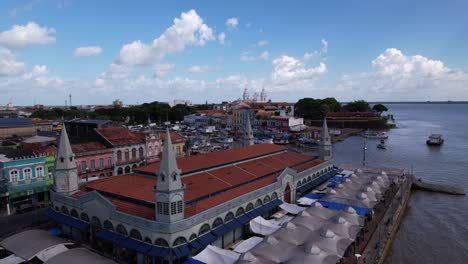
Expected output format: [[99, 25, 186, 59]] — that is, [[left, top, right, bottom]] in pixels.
[[45, 209, 89, 231], [297, 171, 337, 193], [318, 201, 368, 216], [304, 193, 326, 200], [236, 214, 250, 224], [224, 219, 242, 230], [212, 225, 230, 236], [327, 182, 337, 188], [48, 228, 61, 236], [198, 232, 217, 246], [173, 244, 191, 258], [329, 176, 346, 183], [185, 258, 205, 264]]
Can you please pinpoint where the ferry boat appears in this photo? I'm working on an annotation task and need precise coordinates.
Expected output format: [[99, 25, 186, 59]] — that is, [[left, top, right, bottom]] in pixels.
[[361, 130, 388, 139], [426, 134, 444, 146]]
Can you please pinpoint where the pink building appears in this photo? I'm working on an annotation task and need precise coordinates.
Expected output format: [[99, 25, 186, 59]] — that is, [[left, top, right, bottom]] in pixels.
[[71, 141, 114, 183], [135, 131, 163, 163]]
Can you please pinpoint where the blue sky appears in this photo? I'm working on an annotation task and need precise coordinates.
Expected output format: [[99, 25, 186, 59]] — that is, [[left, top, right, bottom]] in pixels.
[[0, 0, 467, 105]]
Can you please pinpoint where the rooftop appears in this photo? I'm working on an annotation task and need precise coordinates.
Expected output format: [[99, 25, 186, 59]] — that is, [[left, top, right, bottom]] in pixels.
[[96, 127, 144, 146], [78, 144, 320, 219], [0, 118, 34, 128], [71, 141, 110, 154], [134, 143, 286, 176]]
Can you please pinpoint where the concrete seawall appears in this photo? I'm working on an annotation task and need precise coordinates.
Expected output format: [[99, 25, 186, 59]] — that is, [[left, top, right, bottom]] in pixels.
[[412, 179, 465, 195]]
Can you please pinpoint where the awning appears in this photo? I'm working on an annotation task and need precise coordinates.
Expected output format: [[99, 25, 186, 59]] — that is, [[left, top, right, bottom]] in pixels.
[[211, 225, 230, 237], [192, 245, 240, 264], [45, 209, 89, 231], [279, 203, 306, 215], [297, 197, 316, 206], [318, 201, 368, 216], [249, 216, 281, 236], [233, 236, 263, 254], [194, 232, 217, 248], [147, 247, 170, 257], [0, 254, 25, 264], [304, 193, 326, 200], [96, 229, 152, 254], [224, 220, 242, 230], [329, 176, 346, 183], [173, 244, 191, 258], [235, 214, 250, 224]]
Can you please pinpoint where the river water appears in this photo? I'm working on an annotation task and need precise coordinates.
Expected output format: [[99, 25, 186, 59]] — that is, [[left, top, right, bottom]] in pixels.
[[332, 103, 468, 264]]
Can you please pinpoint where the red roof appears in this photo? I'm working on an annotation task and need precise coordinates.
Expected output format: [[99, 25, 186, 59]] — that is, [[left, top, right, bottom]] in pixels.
[[96, 127, 144, 146], [134, 144, 286, 175], [159, 131, 185, 143], [111, 199, 155, 220], [71, 141, 110, 153]]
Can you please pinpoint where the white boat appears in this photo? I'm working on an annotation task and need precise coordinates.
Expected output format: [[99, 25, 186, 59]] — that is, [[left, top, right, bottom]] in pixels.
[[273, 139, 290, 145], [426, 134, 444, 146], [361, 130, 388, 139], [255, 138, 274, 144], [377, 139, 387, 149]]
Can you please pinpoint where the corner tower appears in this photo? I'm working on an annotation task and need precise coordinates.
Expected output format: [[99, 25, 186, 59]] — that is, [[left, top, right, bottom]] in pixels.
[[53, 125, 79, 194], [155, 129, 185, 222], [319, 117, 333, 161]]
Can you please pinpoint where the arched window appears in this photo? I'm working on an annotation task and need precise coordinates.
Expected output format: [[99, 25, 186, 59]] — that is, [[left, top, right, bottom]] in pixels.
[[130, 229, 142, 240], [116, 224, 128, 236], [124, 149, 130, 161], [189, 234, 197, 241], [144, 237, 152, 244], [61, 206, 69, 215], [35, 166, 44, 177], [80, 212, 89, 222], [307, 176, 311, 182], [132, 148, 137, 159], [246, 203, 254, 211], [302, 179, 306, 185], [124, 166, 130, 174], [271, 192, 278, 200], [139, 147, 144, 158], [70, 209, 78, 218], [132, 164, 137, 171], [104, 220, 114, 231], [155, 238, 169, 247], [91, 216, 102, 229], [117, 167, 123, 175], [173, 237, 187, 247], [235, 207, 245, 216], [255, 199, 263, 208], [212, 218, 223, 229], [224, 212, 234, 223], [296, 182, 301, 188], [263, 195, 271, 204], [117, 150, 122, 161], [9, 170, 18, 183], [198, 223, 211, 235], [23, 168, 32, 180]]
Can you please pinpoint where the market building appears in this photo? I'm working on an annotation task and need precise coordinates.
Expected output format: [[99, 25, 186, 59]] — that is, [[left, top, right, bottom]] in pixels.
[[48, 119, 335, 263]]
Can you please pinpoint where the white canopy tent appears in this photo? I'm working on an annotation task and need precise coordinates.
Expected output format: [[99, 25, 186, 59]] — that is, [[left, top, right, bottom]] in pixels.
[[0, 255, 25, 264], [279, 202, 306, 215], [249, 216, 281, 236], [192, 245, 240, 264], [287, 245, 341, 264], [233, 237, 263, 254], [297, 197, 317, 206]]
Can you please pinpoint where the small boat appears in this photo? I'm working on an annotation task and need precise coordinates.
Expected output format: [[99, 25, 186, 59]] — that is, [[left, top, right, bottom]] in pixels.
[[426, 134, 444, 146], [377, 139, 387, 149], [255, 138, 274, 144], [361, 130, 388, 139], [273, 139, 290, 145]]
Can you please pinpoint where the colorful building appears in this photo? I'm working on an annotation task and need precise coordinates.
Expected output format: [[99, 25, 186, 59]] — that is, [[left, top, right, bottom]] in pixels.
[[0, 148, 52, 215], [71, 141, 114, 183]]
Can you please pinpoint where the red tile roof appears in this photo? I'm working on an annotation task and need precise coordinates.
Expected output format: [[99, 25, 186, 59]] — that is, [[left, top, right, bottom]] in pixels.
[[159, 131, 185, 143], [96, 127, 144, 146], [78, 145, 320, 219], [71, 141, 110, 153], [134, 143, 286, 175]]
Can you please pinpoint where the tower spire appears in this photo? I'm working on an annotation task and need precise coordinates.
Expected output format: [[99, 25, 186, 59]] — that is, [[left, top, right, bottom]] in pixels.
[[319, 116, 332, 161], [243, 116, 254, 146], [53, 125, 79, 194], [156, 129, 182, 191]]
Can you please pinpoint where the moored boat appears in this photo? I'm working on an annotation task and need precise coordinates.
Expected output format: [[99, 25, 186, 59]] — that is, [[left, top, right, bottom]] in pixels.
[[426, 134, 444, 146]]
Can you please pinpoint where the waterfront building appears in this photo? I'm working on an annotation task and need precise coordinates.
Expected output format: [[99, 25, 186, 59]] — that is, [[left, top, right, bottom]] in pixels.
[[48, 120, 335, 263], [95, 127, 146, 175], [0, 148, 53, 215]]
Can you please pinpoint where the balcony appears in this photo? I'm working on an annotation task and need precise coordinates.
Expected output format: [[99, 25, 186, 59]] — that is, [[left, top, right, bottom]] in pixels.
[[116, 158, 144, 166]]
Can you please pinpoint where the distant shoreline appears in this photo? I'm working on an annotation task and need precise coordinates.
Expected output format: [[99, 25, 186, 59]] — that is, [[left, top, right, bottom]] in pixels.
[[367, 101, 468, 104]]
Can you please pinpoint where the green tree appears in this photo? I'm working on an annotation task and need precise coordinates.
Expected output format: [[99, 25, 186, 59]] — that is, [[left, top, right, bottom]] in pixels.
[[344, 100, 371, 112], [372, 104, 388, 114], [295, 97, 342, 119]]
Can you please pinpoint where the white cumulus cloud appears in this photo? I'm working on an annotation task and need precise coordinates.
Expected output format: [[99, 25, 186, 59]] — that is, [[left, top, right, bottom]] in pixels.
[[0, 22, 56, 48], [153, 64, 174, 77], [257, 40, 268, 47], [0, 47, 26, 76], [117, 9, 214, 66], [187, 65, 209, 73], [338, 48, 468, 100], [74, 46, 102, 57], [226, 17, 239, 29], [241, 51, 270, 62], [218, 32, 226, 44], [272, 55, 327, 82]]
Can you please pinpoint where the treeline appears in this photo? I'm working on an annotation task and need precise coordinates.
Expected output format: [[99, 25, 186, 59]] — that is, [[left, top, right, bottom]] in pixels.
[[31, 102, 208, 125], [295, 98, 388, 120]]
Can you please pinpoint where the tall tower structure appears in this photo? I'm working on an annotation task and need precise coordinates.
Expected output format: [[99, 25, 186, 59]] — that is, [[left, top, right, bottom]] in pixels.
[[155, 129, 185, 222], [242, 87, 250, 102], [243, 116, 255, 146], [53, 125, 79, 194], [318, 117, 333, 161], [260, 87, 267, 102], [69, 94, 72, 108]]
